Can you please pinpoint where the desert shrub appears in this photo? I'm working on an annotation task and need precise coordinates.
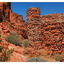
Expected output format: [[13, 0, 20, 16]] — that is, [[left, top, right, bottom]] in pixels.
[[0, 46, 4, 52], [23, 40, 28, 48], [0, 33, 1, 37], [0, 48, 14, 62], [5, 32, 22, 46], [55, 54, 63, 62], [10, 32, 17, 36], [6, 49, 14, 56], [0, 39, 2, 43], [26, 57, 47, 62]]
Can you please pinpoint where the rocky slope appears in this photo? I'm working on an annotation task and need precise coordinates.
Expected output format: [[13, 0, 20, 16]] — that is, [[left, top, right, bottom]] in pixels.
[[0, 38, 29, 62]]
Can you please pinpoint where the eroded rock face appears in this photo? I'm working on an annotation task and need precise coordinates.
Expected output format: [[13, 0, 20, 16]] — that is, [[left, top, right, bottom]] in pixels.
[[27, 7, 64, 57], [0, 2, 11, 21], [0, 2, 28, 39], [0, 2, 11, 30], [9, 10, 28, 39]]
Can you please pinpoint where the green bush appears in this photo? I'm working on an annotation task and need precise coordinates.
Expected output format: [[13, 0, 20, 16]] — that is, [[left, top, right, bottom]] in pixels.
[[3, 49, 14, 62], [55, 54, 63, 62], [0, 46, 4, 52], [23, 40, 28, 48], [26, 57, 47, 62], [10, 32, 17, 36], [5, 32, 22, 46], [0, 33, 1, 37], [0, 48, 14, 62], [6, 49, 14, 56], [0, 39, 2, 43]]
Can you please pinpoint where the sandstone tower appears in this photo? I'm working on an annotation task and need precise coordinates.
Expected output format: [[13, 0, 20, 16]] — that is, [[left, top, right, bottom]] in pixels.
[[27, 7, 42, 45], [26, 7, 40, 21]]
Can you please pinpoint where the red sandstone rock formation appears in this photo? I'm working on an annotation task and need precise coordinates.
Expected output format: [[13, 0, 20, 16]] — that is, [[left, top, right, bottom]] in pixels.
[[0, 2, 28, 39], [0, 2, 11, 30], [0, 2, 64, 62], [26, 7, 40, 21], [27, 7, 64, 58], [9, 10, 28, 39]]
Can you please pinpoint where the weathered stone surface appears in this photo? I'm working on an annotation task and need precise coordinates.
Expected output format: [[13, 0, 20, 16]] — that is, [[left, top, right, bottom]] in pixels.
[[0, 2, 28, 39], [26, 7, 40, 21], [27, 7, 64, 58]]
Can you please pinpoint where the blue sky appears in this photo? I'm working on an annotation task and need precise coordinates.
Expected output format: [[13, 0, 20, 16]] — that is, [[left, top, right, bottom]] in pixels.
[[11, 2, 64, 21]]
